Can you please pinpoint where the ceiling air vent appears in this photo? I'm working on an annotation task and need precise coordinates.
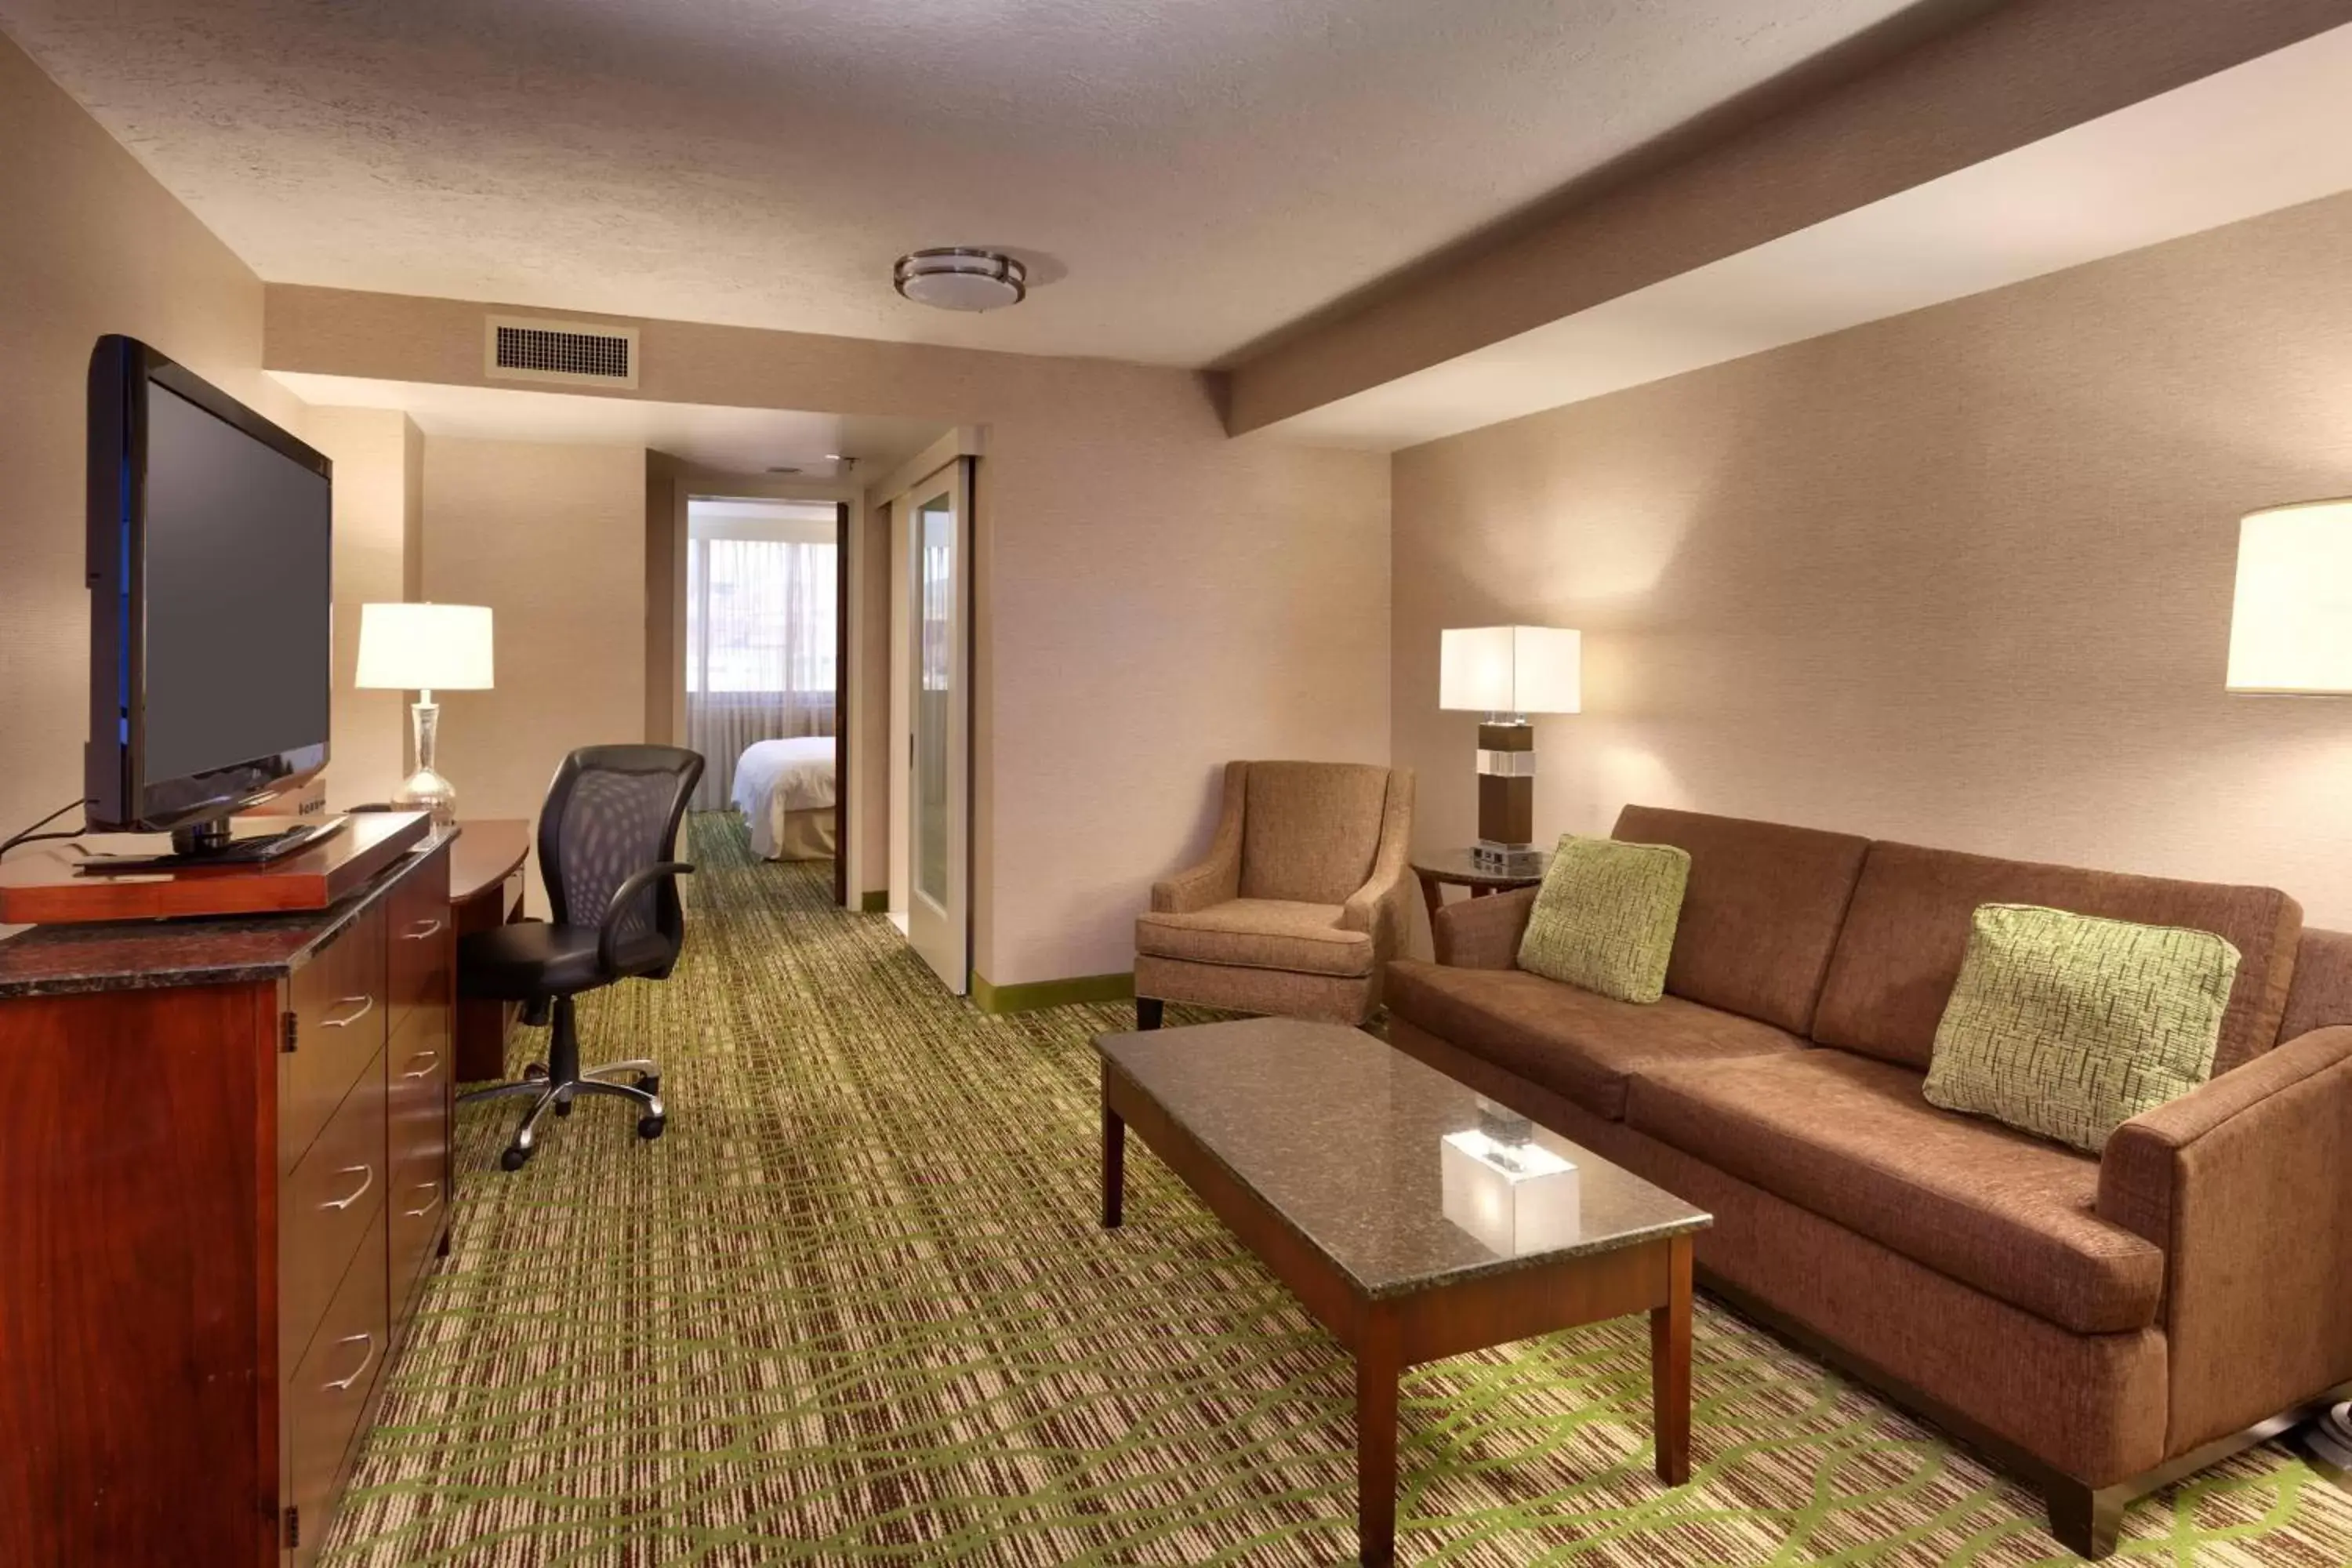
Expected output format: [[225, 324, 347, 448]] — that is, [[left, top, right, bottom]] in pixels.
[[484, 316, 640, 389]]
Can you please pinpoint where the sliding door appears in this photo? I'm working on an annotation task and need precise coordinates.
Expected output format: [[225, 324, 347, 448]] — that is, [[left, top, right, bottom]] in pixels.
[[905, 459, 972, 993]]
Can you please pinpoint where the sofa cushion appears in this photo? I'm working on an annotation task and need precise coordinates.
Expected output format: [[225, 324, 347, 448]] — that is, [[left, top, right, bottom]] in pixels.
[[1813, 840, 2300, 1074], [1613, 807, 1871, 1036], [1237, 761, 1392, 906], [1625, 1050, 2164, 1334], [1384, 959, 1803, 1120], [1517, 836, 1690, 1004], [1925, 905, 2238, 1153], [1136, 898, 1373, 978]]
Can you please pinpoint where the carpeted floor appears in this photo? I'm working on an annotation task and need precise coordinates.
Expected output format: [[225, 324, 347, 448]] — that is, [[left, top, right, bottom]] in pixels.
[[325, 814, 2352, 1566]]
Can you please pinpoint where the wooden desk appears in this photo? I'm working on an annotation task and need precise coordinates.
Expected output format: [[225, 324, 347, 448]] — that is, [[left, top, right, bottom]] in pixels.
[[450, 820, 532, 1083]]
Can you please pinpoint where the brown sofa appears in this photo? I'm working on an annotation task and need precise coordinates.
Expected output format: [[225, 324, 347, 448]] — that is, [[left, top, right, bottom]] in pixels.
[[1385, 805, 2352, 1558]]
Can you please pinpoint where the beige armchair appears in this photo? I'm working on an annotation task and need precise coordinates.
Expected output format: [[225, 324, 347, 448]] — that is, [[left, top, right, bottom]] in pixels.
[[1134, 760, 1415, 1029]]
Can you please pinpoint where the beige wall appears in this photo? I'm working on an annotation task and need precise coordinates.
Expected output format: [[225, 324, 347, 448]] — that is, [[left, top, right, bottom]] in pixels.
[[307, 406, 423, 806], [644, 450, 683, 747], [421, 437, 648, 912], [267, 289, 1392, 986], [1394, 190, 2352, 935], [0, 32, 307, 844]]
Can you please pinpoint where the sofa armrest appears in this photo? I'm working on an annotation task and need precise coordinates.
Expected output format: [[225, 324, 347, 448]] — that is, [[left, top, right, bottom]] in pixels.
[[1432, 885, 1539, 970], [2096, 1025, 2352, 1449], [1151, 761, 1245, 915]]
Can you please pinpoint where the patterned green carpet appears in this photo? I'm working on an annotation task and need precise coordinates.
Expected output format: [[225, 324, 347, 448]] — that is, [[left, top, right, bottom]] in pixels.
[[325, 815, 2352, 1565]]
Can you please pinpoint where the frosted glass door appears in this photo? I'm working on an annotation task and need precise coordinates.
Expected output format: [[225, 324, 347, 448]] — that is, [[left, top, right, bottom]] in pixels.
[[905, 460, 971, 994]]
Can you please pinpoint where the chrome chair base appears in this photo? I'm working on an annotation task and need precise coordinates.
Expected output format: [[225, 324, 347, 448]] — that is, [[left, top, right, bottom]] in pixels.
[[458, 996, 666, 1170]]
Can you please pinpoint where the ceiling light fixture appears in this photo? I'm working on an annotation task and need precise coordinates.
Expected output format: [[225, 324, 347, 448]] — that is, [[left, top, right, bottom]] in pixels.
[[764, 465, 801, 475], [894, 248, 1028, 312]]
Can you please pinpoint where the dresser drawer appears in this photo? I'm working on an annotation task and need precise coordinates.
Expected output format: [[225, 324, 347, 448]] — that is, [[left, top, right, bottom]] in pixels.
[[283, 1208, 389, 1568], [280, 1047, 387, 1380], [282, 905, 388, 1173], [385, 844, 452, 1041], [385, 1014, 452, 1299]]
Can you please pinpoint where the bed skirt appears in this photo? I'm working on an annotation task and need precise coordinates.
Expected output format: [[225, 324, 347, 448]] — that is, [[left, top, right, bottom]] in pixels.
[[771, 806, 837, 862]]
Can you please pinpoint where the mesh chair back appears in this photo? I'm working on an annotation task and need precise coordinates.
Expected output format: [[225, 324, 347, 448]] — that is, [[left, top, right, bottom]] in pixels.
[[538, 746, 705, 964]]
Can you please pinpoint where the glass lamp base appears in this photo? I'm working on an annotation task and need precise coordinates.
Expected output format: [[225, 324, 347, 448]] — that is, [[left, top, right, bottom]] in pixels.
[[392, 768, 457, 827]]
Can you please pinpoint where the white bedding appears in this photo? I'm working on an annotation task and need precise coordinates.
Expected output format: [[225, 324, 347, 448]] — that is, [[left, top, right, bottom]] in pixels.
[[730, 736, 837, 858]]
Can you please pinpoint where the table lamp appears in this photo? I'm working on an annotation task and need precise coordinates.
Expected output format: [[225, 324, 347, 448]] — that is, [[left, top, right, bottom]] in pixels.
[[1439, 626, 1581, 875], [2223, 499, 2351, 1466], [355, 602, 494, 826]]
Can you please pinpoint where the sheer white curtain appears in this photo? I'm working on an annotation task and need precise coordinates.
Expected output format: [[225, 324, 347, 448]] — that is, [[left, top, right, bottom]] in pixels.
[[685, 535, 837, 810]]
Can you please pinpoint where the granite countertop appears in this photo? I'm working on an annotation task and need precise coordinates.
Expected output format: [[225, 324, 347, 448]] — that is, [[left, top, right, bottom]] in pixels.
[[1097, 1017, 1711, 1300], [0, 835, 450, 1000]]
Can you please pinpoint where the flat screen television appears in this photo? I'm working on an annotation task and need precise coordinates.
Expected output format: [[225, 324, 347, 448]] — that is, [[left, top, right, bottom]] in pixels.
[[85, 335, 333, 851]]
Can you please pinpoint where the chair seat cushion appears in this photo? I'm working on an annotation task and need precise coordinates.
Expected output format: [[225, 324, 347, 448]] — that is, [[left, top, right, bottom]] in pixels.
[[1383, 960, 1804, 1120], [460, 920, 668, 999], [1135, 899, 1373, 978], [1626, 1050, 2163, 1334]]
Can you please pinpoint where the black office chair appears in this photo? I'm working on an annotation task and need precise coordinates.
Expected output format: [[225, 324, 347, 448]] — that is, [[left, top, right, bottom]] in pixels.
[[458, 744, 705, 1171]]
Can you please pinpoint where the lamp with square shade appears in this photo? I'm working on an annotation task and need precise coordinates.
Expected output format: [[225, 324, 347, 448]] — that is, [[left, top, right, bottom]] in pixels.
[[355, 602, 494, 826], [1439, 626, 1581, 875]]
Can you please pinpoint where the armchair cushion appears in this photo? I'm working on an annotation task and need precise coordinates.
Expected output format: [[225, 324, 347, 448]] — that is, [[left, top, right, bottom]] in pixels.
[[1136, 899, 1374, 978], [1239, 762, 1392, 905]]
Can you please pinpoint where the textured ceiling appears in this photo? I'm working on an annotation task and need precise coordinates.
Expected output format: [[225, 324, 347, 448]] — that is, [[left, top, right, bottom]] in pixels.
[[0, 0, 1922, 366]]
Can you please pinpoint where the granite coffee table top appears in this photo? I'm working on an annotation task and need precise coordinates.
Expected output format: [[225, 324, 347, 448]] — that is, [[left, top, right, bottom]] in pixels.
[[1094, 1017, 1709, 1301]]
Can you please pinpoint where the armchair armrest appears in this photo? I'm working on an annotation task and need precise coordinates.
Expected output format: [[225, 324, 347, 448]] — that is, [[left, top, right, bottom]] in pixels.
[[2096, 1025, 2352, 1449], [1151, 762, 1245, 915], [1432, 885, 1539, 970], [1339, 770, 1416, 964], [600, 861, 695, 971]]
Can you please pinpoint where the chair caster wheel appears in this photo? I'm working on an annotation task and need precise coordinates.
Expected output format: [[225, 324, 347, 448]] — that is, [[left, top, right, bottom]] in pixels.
[[500, 1144, 532, 1171], [524, 1062, 549, 1082], [554, 1096, 573, 1116], [639, 1075, 661, 1098], [637, 1115, 666, 1141]]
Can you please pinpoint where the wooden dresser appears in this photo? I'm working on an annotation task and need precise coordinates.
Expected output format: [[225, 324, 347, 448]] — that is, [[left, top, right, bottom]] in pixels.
[[0, 831, 458, 1566]]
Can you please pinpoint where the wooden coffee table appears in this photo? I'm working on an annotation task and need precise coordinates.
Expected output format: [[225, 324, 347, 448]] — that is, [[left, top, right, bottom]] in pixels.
[[1095, 1017, 1710, 1566]]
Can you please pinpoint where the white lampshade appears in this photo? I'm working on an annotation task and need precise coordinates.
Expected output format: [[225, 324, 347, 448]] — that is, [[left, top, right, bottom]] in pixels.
[[1439, 626, 1581, 714], [2226, 501, 2352, 695], [354, 602, 495, 692]]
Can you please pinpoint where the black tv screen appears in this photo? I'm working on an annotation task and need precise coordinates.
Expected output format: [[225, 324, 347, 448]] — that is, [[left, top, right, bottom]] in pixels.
[[86, 336, 333, 834]]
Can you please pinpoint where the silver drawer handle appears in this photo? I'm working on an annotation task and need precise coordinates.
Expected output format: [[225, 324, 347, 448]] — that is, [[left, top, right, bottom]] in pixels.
[[403, 1180, 444, 1219], [401, 1051, 441, 1080], [322, 995, 375, 1029], [401, 918, 445, 941], [323, 1331, 377, 1392], [322, 1163, 374, 1211]]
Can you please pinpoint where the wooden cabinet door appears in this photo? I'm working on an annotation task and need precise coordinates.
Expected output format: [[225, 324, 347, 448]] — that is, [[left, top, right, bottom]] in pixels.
[[281, 1210, 388, 1568]]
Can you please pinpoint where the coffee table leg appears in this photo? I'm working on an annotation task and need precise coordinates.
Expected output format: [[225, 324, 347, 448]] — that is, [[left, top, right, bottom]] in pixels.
[[1101, 1087, 1125, 1229], [1651, 1234, 1693, 1486], [1356, 1312, 1399, 1566], [1415, 870, 1444, 933]]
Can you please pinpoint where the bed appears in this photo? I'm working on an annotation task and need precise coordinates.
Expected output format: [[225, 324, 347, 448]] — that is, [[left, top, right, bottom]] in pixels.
[[730, 735, 838, 861]]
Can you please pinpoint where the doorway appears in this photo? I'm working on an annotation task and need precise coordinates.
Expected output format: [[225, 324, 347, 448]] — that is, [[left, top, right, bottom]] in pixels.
[[682, 497, 845, 880]]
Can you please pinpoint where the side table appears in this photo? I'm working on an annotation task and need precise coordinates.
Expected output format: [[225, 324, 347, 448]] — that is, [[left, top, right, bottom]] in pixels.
[[449, 818, 532, 1082], [1409, 847, 1551, 930]]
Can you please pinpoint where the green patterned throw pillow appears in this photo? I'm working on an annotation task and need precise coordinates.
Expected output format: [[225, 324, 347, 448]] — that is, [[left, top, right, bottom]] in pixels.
[[1923, 904, 2239, 1153], [1515, 835, 1691, 1004]]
